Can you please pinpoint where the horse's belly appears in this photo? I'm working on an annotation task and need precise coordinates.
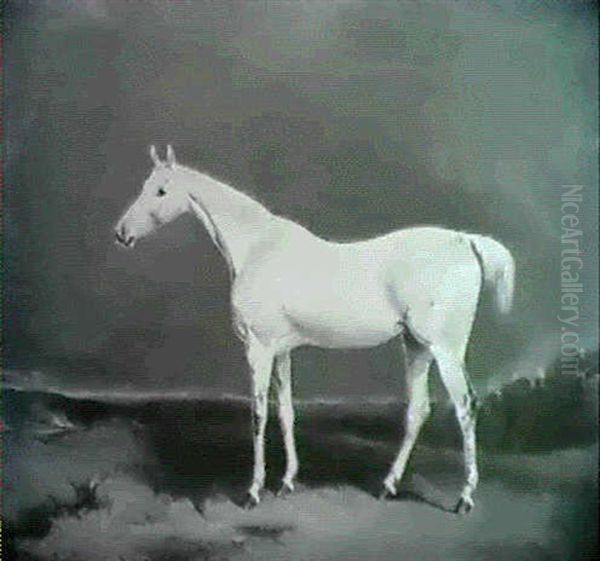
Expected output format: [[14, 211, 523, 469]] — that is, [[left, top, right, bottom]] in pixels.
[[283, 285, 400, 348], [294, 316, 400, 348]]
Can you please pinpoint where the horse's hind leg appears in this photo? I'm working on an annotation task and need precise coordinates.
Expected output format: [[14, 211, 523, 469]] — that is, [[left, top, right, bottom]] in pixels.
[[430, 345, 478, 514], [381, 335, 432, 497]]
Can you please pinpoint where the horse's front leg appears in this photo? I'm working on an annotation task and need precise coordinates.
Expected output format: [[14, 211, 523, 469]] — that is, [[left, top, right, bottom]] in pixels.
[[245, 338, 274, 508], [274, 352, 298, 495]]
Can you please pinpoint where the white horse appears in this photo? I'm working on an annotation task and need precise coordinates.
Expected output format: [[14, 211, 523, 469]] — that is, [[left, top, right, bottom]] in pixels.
[[115, 145, 515, 513]]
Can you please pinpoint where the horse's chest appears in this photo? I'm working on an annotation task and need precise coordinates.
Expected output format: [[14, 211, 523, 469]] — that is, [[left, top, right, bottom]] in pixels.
[[230, 274, 294, 343]]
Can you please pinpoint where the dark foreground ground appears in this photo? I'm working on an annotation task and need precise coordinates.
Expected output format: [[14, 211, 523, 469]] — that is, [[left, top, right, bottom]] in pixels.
[[3, 374, 598, 561]]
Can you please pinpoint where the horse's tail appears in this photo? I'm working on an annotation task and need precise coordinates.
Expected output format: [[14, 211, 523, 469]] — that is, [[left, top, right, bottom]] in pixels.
[[468, 235, 515, 315]]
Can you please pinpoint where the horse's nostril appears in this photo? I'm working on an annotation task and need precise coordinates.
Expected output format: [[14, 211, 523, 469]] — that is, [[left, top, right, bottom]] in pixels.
[[115, 226, 133, 247]]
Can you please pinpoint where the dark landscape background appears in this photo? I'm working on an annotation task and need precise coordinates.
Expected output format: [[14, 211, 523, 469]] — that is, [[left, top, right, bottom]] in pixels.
[[4, 0, 598, 397], [3, 356, 598, 560]]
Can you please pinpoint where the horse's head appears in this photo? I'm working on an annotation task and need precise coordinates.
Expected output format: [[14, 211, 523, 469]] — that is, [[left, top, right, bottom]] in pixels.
[[115, 145, 189, 248]]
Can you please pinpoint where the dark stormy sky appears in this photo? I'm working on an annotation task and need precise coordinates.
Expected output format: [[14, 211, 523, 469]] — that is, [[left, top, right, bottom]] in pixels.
[[4, 0, 598, 397]]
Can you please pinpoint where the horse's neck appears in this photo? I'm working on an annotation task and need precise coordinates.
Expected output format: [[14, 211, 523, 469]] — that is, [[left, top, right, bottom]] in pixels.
[[183, 167, 275, 275]]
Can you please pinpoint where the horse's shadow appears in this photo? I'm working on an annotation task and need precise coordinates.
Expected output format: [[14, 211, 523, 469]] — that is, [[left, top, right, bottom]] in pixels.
[[136, 399, 457, 512]]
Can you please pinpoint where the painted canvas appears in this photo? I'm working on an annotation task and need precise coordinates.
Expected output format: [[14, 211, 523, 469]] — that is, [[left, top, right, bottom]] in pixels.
[[3, 1, 598, 560]]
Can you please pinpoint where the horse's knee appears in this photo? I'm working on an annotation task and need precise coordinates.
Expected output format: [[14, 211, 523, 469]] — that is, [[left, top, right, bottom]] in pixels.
[[277, 400, 294, 425], [459, 389, 478, 424], [251, 392, 268, 434], [405, 400, 430, 439], [251, 411, 263, 435], [456, 405, 476, 431], [415, 401, 431, 425]]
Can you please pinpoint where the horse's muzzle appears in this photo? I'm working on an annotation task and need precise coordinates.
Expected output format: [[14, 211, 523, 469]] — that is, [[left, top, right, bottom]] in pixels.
[[115, 225, 135, 248]]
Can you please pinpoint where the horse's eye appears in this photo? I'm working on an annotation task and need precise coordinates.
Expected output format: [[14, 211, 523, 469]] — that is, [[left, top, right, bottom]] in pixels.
[[157, 188, 167, 197]]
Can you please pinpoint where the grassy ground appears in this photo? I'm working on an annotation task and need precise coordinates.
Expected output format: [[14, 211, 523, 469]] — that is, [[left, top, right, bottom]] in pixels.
[[3, 383, 598, 560]]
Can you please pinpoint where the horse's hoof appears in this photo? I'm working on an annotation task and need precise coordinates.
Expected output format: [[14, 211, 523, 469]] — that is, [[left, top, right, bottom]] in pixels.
[[276, 480, 295, 498], [454, 496, 474, 515], [243, 492, 260, 510], [379, 482, 397, 500]]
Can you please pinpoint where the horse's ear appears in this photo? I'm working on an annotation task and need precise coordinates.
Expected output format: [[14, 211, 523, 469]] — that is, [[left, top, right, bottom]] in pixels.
[[166, 144, 176, 168], [149, 145, 161, 166]]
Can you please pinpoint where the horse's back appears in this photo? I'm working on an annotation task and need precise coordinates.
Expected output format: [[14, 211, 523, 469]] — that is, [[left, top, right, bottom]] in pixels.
[[234, 222, 483, 350]]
